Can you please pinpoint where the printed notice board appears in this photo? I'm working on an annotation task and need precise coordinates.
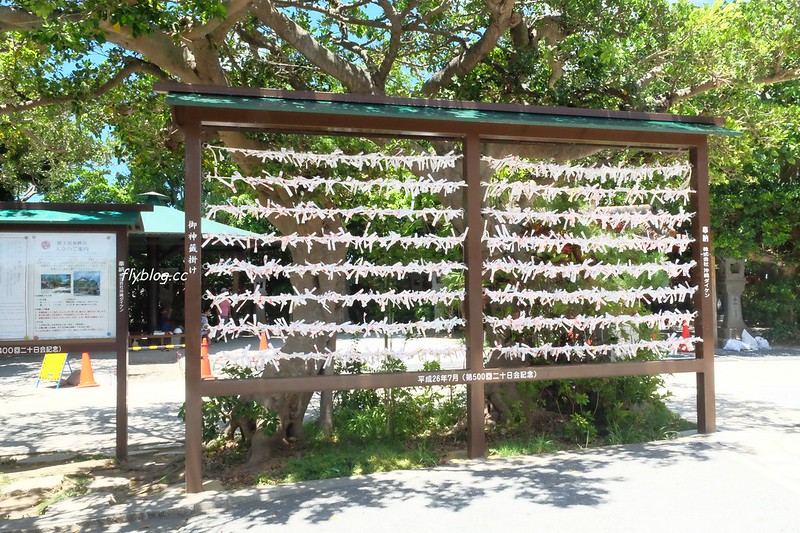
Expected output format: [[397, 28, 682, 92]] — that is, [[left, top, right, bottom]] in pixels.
[[0, 232, 117, 341]]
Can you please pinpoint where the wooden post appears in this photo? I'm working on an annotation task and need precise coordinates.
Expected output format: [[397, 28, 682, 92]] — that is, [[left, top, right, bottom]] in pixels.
[[690, 141, 716, 433], [464, 134, 485, 458], [116, 228, 129, 462], [183, 113, 204, 492]]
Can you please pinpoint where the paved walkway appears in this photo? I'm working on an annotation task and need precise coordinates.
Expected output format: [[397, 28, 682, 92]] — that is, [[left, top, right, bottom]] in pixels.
[[1, 345, 799, 531], [0, 348, 185, 458]]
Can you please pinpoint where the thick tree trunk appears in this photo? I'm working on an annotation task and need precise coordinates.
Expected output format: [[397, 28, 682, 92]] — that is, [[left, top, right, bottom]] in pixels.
[[318, 376, 335, 435], [247, 217, 347, 465]]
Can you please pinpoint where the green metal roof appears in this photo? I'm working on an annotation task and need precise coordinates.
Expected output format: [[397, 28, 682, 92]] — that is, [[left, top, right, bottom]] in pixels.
[[0, 205, 255, 238], [166, 92, 739, 137], [0, 208, 140, 226], [135, 205, 255, 236]]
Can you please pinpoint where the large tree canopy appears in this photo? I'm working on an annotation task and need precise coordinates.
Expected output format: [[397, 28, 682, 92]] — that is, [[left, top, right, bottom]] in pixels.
[[2, 1, 798, 104], [4, 0, 800, 449], [1, 0, 799, 253]]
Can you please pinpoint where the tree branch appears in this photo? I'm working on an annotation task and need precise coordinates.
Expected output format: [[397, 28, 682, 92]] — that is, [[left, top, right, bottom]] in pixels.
[[404, 0, 449, 30], [756, 67, 800, 86], [183, 0, 253, 40], [665, 78, 729, 107], [236, 27, 312, 90], [98, 18, 203, 82], [658, 63, 800, 110], [530, 15, 567, 89], [421, 0, 521, 97], [332, 36, 376, 66], [374, 0, 405, 86], [20, 184, 37, 202], [636, 52, 670, 91], [277, 0, 391, 31], [0, 6, 220, 85], [0, 5, 44, 31], [0, 57, 168, 115], [252, 0, 376, 93]]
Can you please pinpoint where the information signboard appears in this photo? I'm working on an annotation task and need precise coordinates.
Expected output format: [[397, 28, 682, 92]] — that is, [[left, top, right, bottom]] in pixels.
[[0, 232, 117, 342]]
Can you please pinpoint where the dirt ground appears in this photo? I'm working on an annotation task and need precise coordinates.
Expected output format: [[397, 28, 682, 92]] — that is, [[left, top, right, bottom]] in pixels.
[[0, 345, 190, 520], [0, 447, 187, 519]]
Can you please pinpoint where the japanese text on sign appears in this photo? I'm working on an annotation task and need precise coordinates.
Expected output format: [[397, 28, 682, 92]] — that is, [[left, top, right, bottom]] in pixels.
[[0, 344, 62, 355], [416, 369, 537, 385], [0, 232, 117, 342], [701, 226, 711, 299], [186, 220, 199, 274]]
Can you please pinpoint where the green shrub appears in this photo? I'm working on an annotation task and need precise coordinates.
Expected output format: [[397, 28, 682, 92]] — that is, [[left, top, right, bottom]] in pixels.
[[332, 358, 466, 441], [178, 364, 278, 447], [504, 352, 680, 447]]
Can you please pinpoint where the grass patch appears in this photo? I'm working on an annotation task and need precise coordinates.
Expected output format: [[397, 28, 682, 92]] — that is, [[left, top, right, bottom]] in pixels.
[[231, 406, 695, 488], [488, 434, 563, 458], [223, 407, 693, 488], [255, 438, 442, 485], [604, 404, 696, 446], [35, 474, 92, 515], [488, 402, 695, 457], [204, 375, 695, 488]]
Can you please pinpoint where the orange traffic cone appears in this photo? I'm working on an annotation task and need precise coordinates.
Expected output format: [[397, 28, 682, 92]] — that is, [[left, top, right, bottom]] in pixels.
[[259, 331, 269, 351], [76, 352, 99, 388], [201, 337, 214, 380], [678, 321, 692, 352]]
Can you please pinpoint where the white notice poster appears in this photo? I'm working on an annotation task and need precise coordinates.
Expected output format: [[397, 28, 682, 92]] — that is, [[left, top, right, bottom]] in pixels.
[[0, 232, 117, 341], [0, 235, 29, 339]]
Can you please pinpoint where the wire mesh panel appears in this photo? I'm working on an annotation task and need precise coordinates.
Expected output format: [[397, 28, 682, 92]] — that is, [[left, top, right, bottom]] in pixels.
[[202, 145, 469, 373], [480, 153, 699, 365]]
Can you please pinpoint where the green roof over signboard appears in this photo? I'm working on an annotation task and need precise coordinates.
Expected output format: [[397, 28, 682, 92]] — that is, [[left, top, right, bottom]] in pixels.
[[0, 204, 256, 240], [0, 208, 140, 226]]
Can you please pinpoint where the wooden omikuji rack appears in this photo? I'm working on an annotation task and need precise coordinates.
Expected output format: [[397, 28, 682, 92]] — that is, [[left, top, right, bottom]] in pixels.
[[156, 82, 737, 493]]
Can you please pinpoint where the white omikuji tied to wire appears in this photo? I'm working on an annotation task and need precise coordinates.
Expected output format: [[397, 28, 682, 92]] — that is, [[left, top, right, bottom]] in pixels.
[[481, 157, 693, 186], [205, 288, 465, 314], [203, 146, 700, 365], [482, 258, 695, 283], [208, 171, 466, 196], [483, 284, 697, 310], [210, 146, 462, 172], [489, 335, 701, 362], [207, 200, 463, 225], [483, 310, 696, 334], [481, 207, 694, 230], [206, 285, 695, 315], [209, 316, 465, 340], [210, 345, 468, 372], [203, 230, 466, 253], [482, 230, 693, 254], [483, 182, 693, 205], [206, 258, 466, 283]]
